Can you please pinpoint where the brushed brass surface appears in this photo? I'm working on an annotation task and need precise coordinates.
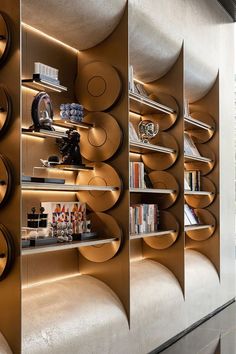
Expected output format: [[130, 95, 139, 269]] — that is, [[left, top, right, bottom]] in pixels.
[[185, 112, 215, 143], [143, 211, 179, 250], [147, 92, 179, 131], [185, 176, 216, 208], [76, 162, 122, 211], [184, 143, 215, 175], [186, 208, 216, 241], [0, 13, 10, 67], [0, 155, 12, 207], [148, 170, 179, 209], [142, 132, 179, 170], [0, 224, 14, 281], [79, 212, 122, 262], [80, 112, 122, 161], [0, 86, 11, 136], [75, 61, 122, 111]]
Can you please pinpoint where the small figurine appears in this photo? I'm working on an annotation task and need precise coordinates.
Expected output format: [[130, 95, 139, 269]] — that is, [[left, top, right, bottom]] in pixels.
[[57, 128, 82, 166]]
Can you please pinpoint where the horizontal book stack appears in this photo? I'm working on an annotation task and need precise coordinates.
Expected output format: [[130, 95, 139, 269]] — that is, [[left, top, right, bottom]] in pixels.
[[184, 170, 201, 191], [130, 162, 145, 188], [130, 204, 159, 234], [184, 204, 200, 226]]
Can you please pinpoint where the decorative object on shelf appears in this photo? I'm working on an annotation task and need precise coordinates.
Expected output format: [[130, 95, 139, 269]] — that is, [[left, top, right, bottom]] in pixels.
[[27, 207, 39, 228], [134, 81, 149, 97], [184, 176, 216, 208], [79, 112, 122, 162], [184, 170, 201, 191], [0, 13, 11, 67], [184, 204, 200, 225], [143, 211, 179, 250], [0, 86, 11, 137], [76, 61, 122, 111], [138, 119, 159, 143], [76, 162, 122, 212], [0, 154, 12, 207], [22, 176, 65, 184], [142, 132, 179, 170], [185, 112, 215, 143], [185, 208, 216, 241], [57, 128, 82, 166], [79, 212, 122, 262], [0, 224, 14, 281], [60, 103, 84, 123], [148, 171, 179, 209], [30, 91, 54, 131]]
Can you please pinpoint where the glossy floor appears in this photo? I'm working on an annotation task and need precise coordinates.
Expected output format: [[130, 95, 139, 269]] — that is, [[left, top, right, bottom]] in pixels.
[[160, 301, 236, 354]]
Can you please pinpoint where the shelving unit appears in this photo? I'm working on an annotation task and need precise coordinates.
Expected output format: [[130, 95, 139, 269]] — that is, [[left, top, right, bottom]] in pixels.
[[130, 188, 175, 194], [22, 182, 118, 192], [22, 78, 67, 92]]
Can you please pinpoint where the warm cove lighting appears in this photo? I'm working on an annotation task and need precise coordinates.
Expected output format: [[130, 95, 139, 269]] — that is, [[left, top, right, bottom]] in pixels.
[[22, 22, 78, 53], [134, 78, 146, 85]]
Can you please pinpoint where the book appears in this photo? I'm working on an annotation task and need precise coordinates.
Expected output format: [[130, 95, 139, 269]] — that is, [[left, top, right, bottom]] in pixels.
[[130, 162, 145, 188], [184, 204, 199, 225], [184, 132, 201, 157], [184, 170, 201, 191], [129, 122, 139, 142]]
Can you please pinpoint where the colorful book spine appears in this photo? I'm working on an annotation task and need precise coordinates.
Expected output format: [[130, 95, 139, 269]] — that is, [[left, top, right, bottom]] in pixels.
[[130, 204, 159, 234]]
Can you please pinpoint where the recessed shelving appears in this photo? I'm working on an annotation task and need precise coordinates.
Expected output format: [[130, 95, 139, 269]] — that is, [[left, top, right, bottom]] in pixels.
[[130, 140, 175, 154], [21, 237, 117, 256], [130, 230, 175, 240], [22, 79, 67, 92], [184, 154, 212, 163], [22, 182, 118, 192], [22, 128, 67, 139], [184, 190, 213, 196], [53, 118, 93, 130], [129, 91, 175, 115], [185, 224, 213, 232], [184, 116, 213, 131], [130, 188, 175, 194]]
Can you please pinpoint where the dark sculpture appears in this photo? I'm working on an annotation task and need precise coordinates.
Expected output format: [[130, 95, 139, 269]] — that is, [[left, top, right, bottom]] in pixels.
[[58, 128, 83, 166]]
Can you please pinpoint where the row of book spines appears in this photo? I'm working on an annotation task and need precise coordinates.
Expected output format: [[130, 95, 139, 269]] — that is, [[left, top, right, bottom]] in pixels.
[[185, 170, 201, 191], [130, 162, 145, 188], [130, 204, 159, 234]]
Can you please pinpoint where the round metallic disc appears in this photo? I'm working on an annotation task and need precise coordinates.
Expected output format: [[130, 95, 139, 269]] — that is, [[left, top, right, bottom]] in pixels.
[[186, 209, 216, 241], [186, 112, 215, 143], [185, 177, 216, 208], [75, 61, 122, 111], [0, 224, 14, 281], [143, 211, 179, 250], [80, 112, 122, 161], [0, 13, 10, 67], [78, 212, 122, 262], [76, 162, 122, 212], [148, 171, 179, 209], [0, 86, 11, 136], [0, 155, 12, 207], [147, 92, 179, 131], [142, 132, 179, 170]]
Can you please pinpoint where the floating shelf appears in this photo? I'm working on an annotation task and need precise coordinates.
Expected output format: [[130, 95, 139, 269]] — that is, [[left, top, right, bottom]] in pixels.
[[184, 224, 213, 231], [130, 188, 175, 194], [36, 165, 94, 172], [130, 140, 175, 154], [130, 230, 175, 240], [21, 237, 117, 256], [184, 116, 213, 131], [53, 118, 93, 130], [22, 128, 67, 139], [22, 182, 118, 192], [184, 190, 213, 196], [184, 154, 212, 163], [22, 79, 67, 92], [129, 91, 175, 115]]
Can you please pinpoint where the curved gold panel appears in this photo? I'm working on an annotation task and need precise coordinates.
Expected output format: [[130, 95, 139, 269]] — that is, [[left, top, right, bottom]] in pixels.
[[143, 211, 179, 250], [0, 224, 14, 280], [184, 144, 215, 176], [0, 86, 11, 136], [79, 212, 122, 262], [148, 171, 179, 209], [148, 93, 179, 131], [0, 155, 12, 207], [0, 13, 10, 67], [186, 209, 216, 241], [76, 162, 122, 211], [80, 112, 122, 161], [76, 61, 122, 111], [186, 112, 215, 143], [142, 132, 179, 170], [185, 177, 216, 208]]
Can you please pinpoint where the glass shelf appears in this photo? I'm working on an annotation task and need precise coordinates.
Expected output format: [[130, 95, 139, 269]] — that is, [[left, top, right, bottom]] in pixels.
[[21, 237, 117, 256], [184, 190, 213, 196], [130, 140, 175, 154], [22, 128, 67, 139], [184, 224, 213, 231], [22, 79, 67, 92], [53, 118, 93, 130], [184, 115, 213, 131], [129, 91, 175, 115], [22, 182, 118, 192], [130, 188, 175, 194], [184, 154, 212, 163], [130, 230, 175, 240]]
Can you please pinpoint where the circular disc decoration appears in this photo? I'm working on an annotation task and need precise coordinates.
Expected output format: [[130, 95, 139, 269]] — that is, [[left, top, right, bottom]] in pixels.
[[148, 171, 179, 209], [186, 209, 216, 241], [142, 132, 179, 170], [185, 177, 216, 208], [0, 13, 11, 67], [80, 112, 122, 161], [143, 211, 179, 250], [186, 112, 215, 143], [76, 61, 122, 111], [0, 224, 14, 281], [147, 93, 179, 131], [78, 212, 122, 262], [0, 155, 12, 207], [76, 162, 122, 211], [0, 86, 11, 136]]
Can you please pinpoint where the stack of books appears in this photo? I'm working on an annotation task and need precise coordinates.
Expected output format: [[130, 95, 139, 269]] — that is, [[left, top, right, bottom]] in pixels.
[[184, 170, 201, 191], [184, 204, 200, 226], [130, 162, 145, 188], [184, 132, 201, 157], [130, 204, 159, 234]]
